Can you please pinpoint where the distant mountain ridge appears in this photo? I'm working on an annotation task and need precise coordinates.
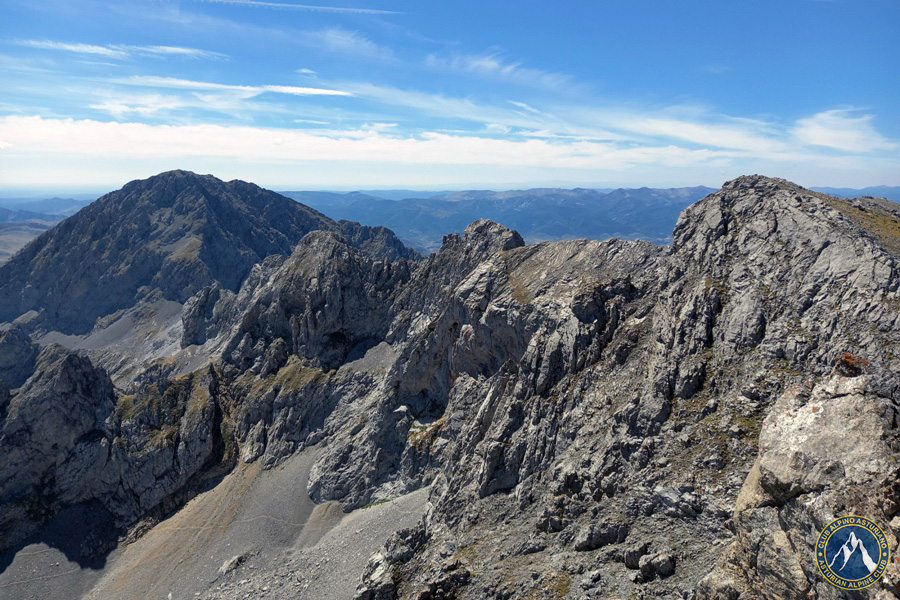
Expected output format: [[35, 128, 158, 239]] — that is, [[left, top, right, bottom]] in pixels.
[[283, 185, 716, 252], [0, 207, 61, 223], [812, 185, 900, 202]]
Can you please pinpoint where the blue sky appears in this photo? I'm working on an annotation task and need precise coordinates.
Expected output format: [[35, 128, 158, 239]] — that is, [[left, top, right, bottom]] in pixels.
[[1, 0, 898, 192]]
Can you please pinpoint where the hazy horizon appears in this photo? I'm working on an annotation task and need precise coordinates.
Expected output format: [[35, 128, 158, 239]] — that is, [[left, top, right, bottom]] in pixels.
[[2, 177, 900, 201], [2, 176, 900, 201]]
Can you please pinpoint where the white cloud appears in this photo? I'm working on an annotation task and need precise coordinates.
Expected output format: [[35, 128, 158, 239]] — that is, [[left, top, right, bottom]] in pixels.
[[199, 0, 403, 15], [792, 109, 897, 152], [617, 116, 788, 153], [0, 115, 729, 171], [109, 75, 352, 97], [1, 115, 897, 189], [16, 39, 225, 60], [296, 68, 317, 75], [339, 82, 562, 133], [304, 28, 394, 60], [17, 40, 128, 59], [508, 101, 551, 117], [115, 45, 227, 59], [88, 93, 192, 118], [426, 52, 574, 90]]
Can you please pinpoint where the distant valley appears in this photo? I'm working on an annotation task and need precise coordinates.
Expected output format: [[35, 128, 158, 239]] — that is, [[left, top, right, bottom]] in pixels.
[[0, 197, 92, 262]]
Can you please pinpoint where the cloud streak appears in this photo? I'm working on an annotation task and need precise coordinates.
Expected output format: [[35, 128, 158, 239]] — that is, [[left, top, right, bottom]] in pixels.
[[792, 109, 896, 153], [199, 0, 403, 15], [109, 75, 352, 97], [15, 39, 226, 60], [17, 40, 129, 59], [0, 115, 729, 169], [426, 52, 575, 90], [0, 115, 896, 188], [303, 28, 395, 60]]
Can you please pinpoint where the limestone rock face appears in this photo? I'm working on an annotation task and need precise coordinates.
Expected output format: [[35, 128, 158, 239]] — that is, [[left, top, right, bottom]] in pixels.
[[0, 334, 232, 551], [0, 344, 117, 548], [698, 367, 900, 600], [342, 176, 898, 598]]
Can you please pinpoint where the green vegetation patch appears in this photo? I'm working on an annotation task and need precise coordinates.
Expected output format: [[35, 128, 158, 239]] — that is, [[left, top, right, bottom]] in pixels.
[[408, 415, 447, 450], [116, 369, 215, 447], [236, 356, 324, 397]]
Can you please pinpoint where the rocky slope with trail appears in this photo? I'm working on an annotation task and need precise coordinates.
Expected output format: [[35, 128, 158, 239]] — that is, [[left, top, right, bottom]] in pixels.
[[0, 173, 897, 599]]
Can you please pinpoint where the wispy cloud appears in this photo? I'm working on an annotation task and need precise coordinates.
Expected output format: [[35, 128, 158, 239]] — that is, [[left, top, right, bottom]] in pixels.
[[89, 93, 192, 118], [508, 100, 558, 120], [15, 39, 226, 60], [109, 75, 352, 97], [118, 45, 227, 59], [340, 82, 624, 142], [17, 40, 128, 59], [426, 52, 575, 90], [199, 0, 403, 15], [792, 109, 896, 152], [0, 115, 729, 170], [304, 28, 394, 60], [296, 68, 317, 76], [617, 115, 788, 153]]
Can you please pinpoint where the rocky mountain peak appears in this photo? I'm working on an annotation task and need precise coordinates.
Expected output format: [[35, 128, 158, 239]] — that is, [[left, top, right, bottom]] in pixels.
[[0, 171, 416, 335], [116, 169, 222, 206], [719, 173, 798, 193], [462, 218, 525, 251]]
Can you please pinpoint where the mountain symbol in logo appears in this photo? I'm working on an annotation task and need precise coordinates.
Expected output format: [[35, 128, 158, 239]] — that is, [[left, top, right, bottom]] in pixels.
[[828, 531, 878, 574]]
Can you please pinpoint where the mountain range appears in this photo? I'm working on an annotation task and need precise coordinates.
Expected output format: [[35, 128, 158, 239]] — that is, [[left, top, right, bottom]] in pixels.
[[0, 171, 897, 599], [282, 186, 716, 252], [3, 185, 897, 261]]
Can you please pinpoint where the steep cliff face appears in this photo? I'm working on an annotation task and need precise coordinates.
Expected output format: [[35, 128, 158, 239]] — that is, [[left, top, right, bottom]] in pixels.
[[0, 327, 234, 553], [0, 174, 897, 599]]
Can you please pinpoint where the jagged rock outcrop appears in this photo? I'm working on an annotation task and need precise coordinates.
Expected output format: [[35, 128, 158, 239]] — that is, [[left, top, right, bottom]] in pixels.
[[698, 363, 900, 599], [342, 176, 899, 598], [171, 176, 900, 598], [0, 330, 234, 553], [182, 230, 414, 467], [0, 343, 118, 548], [0, 326, 38, 388]]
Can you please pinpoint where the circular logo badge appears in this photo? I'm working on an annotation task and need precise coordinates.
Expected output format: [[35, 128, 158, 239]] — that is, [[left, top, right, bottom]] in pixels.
[[816, 515, 891, 590]]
